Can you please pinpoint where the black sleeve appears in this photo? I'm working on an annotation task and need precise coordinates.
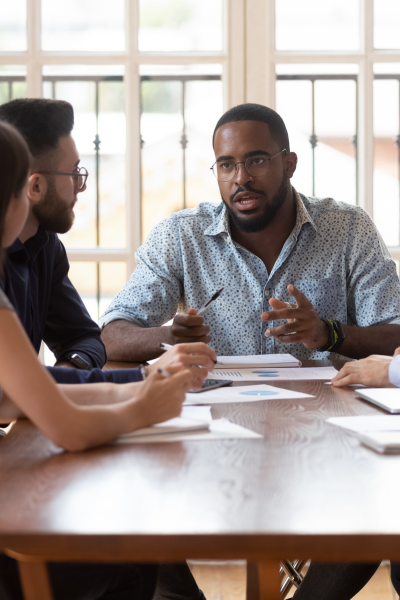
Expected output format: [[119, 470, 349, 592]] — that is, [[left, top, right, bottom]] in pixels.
[[43, 237, 107, 368], [47, 367, 143, 384]]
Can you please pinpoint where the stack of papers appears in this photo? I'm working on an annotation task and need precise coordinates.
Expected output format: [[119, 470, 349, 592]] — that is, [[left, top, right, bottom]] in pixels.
[[326, 415, 400, 434], [184, 384, 313, 405], [211, 366, 337, 382], [326, 414, 400, 454], [112, 406, 262, 444], [217, 354, 301, 368]]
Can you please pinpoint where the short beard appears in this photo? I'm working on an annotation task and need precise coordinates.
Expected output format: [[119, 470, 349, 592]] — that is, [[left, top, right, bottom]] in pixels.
[[32, 178, 75, 234], [223, 174, 289, 233]]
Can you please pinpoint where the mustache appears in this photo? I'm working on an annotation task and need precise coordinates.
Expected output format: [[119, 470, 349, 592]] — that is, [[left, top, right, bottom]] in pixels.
[[229, 185, 266, 203]]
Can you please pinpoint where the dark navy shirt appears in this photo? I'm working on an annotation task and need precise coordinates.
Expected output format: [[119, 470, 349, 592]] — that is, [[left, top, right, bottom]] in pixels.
[[0, 228, 143, 387], [3, 227, 106, 368]]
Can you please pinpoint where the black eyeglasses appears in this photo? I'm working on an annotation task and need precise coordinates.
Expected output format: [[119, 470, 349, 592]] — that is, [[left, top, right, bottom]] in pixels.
[[37, 166, 89, 191], [211, 149, 287, 182]]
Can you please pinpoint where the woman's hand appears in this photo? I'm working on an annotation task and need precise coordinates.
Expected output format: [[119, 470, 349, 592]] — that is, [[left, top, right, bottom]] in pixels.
[[147, 342, 216, 391], [125, 369, 194, 430]]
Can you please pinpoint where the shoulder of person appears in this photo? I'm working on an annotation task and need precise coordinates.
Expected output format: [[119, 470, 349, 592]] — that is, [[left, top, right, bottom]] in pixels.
[[146, 201, 224, 237], [300, 192, 374, 227]]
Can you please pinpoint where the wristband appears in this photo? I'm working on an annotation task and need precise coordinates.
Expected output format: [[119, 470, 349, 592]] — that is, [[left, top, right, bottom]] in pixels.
[[317, 319, 345, 352], [330, 320, 346, 351], [140, 365, 148, 380], [317, 319, 337, 352]]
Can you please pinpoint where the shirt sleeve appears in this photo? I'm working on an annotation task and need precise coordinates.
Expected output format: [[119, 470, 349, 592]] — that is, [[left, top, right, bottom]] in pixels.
[[47, 366, 143, 384], [44, 237, 107, 368], [345, 209, 400, 327], [388, 355, 400, 387], [99, 216, 183, 328]]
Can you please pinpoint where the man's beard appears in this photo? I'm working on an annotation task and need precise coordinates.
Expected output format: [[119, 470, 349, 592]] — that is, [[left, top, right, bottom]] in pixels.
[[32, 178, 75, 234], [222, 173, 288, 233]]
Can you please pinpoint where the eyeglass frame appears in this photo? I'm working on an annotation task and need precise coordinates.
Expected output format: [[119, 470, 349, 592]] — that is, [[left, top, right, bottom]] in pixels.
[[210, 149, 287, 182], [36, 166, 89, 191]]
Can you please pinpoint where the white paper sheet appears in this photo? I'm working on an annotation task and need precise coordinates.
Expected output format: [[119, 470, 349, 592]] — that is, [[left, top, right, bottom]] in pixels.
[[210, 366, 337, 382], [326, 415, 400, 434], [217, 354, 301, 368], [180, 406, 212, 422], [116, 417, 210, 440], [113, 418, 262, 444], [184, 384, 314, 405]]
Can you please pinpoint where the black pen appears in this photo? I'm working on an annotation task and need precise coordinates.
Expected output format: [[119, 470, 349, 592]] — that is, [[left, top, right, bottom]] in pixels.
[[196, 287, 224, 315]]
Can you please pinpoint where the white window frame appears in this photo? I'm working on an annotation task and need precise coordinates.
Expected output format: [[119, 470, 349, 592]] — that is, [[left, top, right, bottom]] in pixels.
[[245, 0, 400, 262], [0, 0, 247, 276], [4, 1, 398, 264]]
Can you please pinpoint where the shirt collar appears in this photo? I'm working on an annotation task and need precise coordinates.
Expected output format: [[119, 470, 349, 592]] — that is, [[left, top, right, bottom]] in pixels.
[[7, 226, 49, 263], [293, 189, 316, 233], [204, 202, 231, 237]]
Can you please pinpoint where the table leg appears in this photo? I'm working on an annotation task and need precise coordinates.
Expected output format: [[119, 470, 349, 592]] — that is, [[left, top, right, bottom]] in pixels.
[[247, 562, 260, 600], [258, 560, 281, 600], [18, 560, 53, 600]]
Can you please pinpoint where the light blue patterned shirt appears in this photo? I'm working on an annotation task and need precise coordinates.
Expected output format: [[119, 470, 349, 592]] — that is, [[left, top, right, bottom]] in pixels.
[[100, 191, 400, 360]]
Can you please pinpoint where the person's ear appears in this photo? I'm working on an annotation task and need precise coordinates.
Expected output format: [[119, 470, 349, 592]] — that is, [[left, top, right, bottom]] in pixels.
[[27, 173, 47, 204], [284, 152, 298, 179]]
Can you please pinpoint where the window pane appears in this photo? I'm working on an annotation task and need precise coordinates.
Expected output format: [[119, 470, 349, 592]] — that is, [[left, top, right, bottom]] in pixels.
[[276, 66, 357, 205], [139, 0, 223, 52], [184, 80, 223, 209], [41, 0, 125, 51], [314, 80, 356, 204], [141, 80, 183, 239], [99, 262, 127, 316], [0, 66, 26, 105], [373, 77, 400, 246], [374, 0, 400, 50], [276, 79, 313, 197], [275, 0, 359, 51], [140, 66, 223, 241], [0, 0, 27, 51], [43, 66, 126, 249]]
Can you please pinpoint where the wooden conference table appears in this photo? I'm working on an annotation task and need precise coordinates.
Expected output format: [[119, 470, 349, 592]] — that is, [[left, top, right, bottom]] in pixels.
[[1, 359, 400, 600]]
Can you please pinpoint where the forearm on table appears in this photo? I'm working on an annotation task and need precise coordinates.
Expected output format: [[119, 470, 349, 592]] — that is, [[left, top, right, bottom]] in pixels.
[[58, 382, 139, 406], [337, 324, 400, 359], [101, 320, 171, 362], [0, 392, 26, 420]]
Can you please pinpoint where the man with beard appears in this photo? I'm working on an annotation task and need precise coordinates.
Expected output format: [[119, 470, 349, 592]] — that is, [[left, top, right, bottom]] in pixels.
[[100, 103, 400, 363], [0, 99, 215, 388]]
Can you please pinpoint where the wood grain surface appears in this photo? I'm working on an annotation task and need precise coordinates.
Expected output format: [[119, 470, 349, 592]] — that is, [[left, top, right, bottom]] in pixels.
[[2, 360, 400, 565]]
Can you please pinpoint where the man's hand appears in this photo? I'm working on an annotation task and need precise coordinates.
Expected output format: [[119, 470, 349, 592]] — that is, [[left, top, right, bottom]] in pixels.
[[331, 355, 394, 388], [168, 308, 211, 345], [261, 284, 329, 349], [147, 342, 216, 391]]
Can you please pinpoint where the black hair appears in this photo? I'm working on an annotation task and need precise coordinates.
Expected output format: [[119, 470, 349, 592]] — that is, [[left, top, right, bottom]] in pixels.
[[0, 121, 31, 271], [0, 98, 74, 161], [213, 103, 290, 151]]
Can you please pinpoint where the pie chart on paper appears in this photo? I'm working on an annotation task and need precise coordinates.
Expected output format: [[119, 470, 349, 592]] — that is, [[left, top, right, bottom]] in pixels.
[[251, 370, 279, 378]]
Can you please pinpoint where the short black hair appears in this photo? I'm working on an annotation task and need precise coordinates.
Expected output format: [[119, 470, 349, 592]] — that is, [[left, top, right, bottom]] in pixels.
[[213, 103, 290, 152], [0, 98, 74, 161]]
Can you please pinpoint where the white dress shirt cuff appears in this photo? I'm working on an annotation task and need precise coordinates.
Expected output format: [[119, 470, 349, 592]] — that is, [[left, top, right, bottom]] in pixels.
[[388, 355, 400, 387]]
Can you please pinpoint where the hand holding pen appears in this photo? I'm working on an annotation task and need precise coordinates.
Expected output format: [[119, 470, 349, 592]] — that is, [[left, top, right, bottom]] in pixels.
[[149, 342, 217, 390], [167, 288, 224, 346]]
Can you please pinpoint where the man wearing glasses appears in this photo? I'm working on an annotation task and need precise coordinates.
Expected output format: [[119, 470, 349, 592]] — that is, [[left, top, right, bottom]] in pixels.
[[0, 98, 104, 374], [101, 102, 400, 364]]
